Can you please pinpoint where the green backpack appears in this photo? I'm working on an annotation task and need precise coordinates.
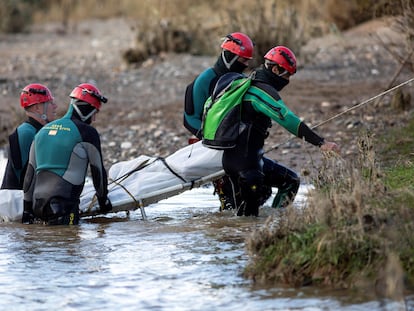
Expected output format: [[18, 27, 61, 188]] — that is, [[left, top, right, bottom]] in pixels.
[[201, 73, 252, 149]]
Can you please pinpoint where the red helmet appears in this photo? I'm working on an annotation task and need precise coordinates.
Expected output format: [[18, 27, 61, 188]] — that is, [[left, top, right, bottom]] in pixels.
[[264, 46, 297, 75], [69, 83, 108, 110], [221, 32, 254, 59], [20, 83, 54, 108]]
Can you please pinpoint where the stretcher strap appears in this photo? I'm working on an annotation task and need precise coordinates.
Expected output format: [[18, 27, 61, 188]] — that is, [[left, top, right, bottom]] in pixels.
[[159, 157, 187, 182], [108, 177, 141, 209], [86, 178, 142, 213], [109, 158, 152, 185]]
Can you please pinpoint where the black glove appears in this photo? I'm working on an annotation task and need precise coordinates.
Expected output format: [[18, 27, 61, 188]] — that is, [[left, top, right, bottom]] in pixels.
[[22, 200, 34, 224], [98, 197, 112, 213]]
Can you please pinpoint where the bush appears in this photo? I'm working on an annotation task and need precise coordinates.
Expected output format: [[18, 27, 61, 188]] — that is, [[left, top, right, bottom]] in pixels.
[[1, 0, 398, 64], [122, 0, 326, 67], [244, 126, 414, 294], [324, 0, 399, 31], [0, 0, 34, 33]]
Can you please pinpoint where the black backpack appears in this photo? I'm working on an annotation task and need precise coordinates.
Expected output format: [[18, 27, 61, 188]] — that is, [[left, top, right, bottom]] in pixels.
[[183, 75, 219, 138]]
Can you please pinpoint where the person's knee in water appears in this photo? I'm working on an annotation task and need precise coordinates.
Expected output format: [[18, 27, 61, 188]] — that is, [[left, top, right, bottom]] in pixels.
[[237, 169, 265, 216], [220, 45, 340, 216], [34, 198, 79, 225], [263, 157, 300, 209], [183, 32, 255, 211], [23, 82, 112, 225]]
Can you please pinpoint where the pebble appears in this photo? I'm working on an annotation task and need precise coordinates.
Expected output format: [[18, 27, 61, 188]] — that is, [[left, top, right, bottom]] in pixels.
[[121, 142, 133, 149], [0, 17, 411, 175]]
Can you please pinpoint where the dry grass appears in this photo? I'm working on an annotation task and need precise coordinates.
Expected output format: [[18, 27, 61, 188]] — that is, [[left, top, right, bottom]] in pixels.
[[244, 129, 414, 295], [2, 0, 413, 297], [1, 0, 396, 64]]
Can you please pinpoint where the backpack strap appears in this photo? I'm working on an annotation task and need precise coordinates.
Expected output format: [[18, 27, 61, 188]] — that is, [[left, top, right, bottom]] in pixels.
[[184, 80, 196, 115], [184, 73, 221, 116], [211, 72, 245, 102]]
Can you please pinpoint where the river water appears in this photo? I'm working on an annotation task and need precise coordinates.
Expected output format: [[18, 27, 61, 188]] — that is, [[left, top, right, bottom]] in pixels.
[[0, 150, 412, 310]]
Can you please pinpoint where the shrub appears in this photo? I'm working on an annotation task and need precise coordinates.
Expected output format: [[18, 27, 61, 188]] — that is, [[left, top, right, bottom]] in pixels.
[[244, 127, 414, 294], [0, 0, 35, 33]]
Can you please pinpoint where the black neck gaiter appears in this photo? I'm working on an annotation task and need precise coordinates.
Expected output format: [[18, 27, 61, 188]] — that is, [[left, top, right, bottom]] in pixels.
[[213, 51, 248, 75], [254, 67, 290, 91]]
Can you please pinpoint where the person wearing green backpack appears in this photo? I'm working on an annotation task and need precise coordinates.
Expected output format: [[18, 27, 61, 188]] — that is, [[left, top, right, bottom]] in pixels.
[[220, 46, 340, 216], [183, 32, 257, 211], [184, 32, 254, 138]]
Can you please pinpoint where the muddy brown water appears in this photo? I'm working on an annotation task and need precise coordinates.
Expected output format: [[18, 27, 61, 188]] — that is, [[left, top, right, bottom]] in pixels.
[[0, 151, 413, 310]]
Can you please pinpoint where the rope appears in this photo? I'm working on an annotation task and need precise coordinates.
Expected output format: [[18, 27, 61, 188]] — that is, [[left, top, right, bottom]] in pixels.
[[266, 76, 414, 153], [108, 156, 187, 186], [108, 158, 152, 186], [85, 155, 188, 213], [159, 157, 187, 183], [87, 178, 141, 213], [109, 179, 141, 208], [310, 77, 414, 129], [86, 77, 414, 213]]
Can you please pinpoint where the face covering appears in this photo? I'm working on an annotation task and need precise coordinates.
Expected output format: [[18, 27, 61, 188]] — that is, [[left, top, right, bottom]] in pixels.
[[222, 50, 248, 73], [273, 74, 290, 91], [263, 66, 290, 91], [230, 60, 248, 73]]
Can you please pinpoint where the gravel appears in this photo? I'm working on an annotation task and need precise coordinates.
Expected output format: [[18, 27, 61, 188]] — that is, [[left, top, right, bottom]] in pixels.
[[0, 17, 413, 179]]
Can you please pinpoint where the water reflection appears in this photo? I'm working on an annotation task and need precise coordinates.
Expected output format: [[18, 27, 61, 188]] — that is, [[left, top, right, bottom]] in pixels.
[[0, 151, 412, 310]]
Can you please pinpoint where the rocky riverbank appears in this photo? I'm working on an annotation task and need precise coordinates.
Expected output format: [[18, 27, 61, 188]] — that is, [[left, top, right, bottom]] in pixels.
[[0, 17, 412, 179]]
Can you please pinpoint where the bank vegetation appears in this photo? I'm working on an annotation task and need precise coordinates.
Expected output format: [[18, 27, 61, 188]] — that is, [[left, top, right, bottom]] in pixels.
[[0, 0, 400, 66], [245, 121, 414, 298]]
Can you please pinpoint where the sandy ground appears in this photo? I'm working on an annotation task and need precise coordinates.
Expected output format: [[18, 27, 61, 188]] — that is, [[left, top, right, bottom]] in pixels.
[[0, 17, 413, 180]]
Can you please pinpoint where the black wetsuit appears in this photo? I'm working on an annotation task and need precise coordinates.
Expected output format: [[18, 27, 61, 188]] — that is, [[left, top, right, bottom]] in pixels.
[[23, 105, 110, 225], [184, 53, 251, 211], [222, 68, 325, 216], [1, 118, 43, 190]]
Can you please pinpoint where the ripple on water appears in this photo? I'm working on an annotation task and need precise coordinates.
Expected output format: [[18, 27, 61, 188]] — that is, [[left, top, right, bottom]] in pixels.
[[0, 149, 411, 310]]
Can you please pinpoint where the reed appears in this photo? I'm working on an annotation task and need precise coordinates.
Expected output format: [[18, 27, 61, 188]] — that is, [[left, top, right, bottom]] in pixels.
[[0, 1, 395, 64], [244, 124, 414, 295]]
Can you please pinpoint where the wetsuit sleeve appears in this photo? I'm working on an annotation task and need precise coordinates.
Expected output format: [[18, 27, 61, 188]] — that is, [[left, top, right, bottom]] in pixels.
[[246, 87, 301, 135], [246, 86, 324, 146], [1, 123, 36, 189], [21, 143, 37, 223], [297, 122, 325, 146], [1, 145, 20, 189], [79, 127, 109, 205], [23, 143, 37, 204]]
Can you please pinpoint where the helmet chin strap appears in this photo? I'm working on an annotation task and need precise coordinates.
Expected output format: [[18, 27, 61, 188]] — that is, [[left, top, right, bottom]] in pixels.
[[265, 61, 289, 78], [71, 101, 96, 122], [278, 70, 290, 78], [221, 50, 238, 70], [26, 102, 50, 124]]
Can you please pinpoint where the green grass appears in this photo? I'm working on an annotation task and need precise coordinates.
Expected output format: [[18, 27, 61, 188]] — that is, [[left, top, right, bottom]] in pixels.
[[384, 164, 414, 190], [381, 114, 414, 191], [245, 111, 414, 295]]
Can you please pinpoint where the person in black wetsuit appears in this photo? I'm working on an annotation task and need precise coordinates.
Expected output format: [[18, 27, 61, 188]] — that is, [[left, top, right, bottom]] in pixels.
[[1, 83, 57, 190], [23, 83, 112, 225], [184, 32, 254, 138], [183, 32, 258, 211], [221, 46, 340, 216]]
